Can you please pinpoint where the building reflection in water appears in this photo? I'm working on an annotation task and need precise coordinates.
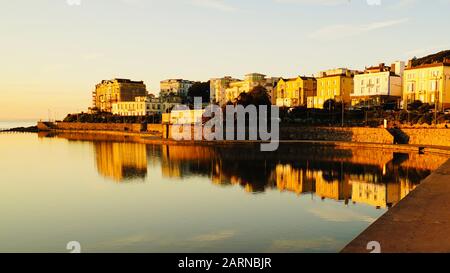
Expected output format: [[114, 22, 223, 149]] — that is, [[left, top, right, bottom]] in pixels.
[[166, 145, 446, 208], [73, 134, 447, 209], [94, 142, 148, 182]]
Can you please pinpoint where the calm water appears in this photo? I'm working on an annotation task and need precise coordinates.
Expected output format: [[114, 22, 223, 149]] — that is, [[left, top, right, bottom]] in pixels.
[[0, 132, 447, 253]]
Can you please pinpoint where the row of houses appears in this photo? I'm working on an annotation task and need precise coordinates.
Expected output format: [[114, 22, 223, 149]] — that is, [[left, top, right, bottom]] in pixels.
[[211, 54, 450, 111], [90, 51, 450, 117], [90, 78, 191, 116]]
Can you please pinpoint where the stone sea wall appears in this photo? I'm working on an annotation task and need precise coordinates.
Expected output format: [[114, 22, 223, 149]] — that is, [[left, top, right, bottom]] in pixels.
[[279, 126, 394, 144], [38, 122, 450, 147], [402, 129, 450, 147], [38, 122, 163, 135]]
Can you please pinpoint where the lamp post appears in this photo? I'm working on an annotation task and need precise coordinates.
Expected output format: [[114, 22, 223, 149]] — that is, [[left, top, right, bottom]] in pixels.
[[341, 95, 345, 127], [433, 75, 443, 125]]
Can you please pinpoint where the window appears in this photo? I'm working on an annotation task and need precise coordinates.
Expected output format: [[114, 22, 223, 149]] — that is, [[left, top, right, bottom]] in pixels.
[[408, 82, 415, 92], [431, 80, 437, 91]]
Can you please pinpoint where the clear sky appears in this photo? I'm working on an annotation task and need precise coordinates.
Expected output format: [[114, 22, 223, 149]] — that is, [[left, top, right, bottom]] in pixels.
[[1, 0, 450, 120]]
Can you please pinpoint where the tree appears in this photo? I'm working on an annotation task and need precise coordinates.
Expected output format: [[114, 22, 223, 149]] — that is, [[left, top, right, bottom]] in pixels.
[[248, 85, 271, 106], [408, 100, 423, 111], [187, 81, 210, 103], [235, 85, 271, 106], [323, 99, 337, 112]]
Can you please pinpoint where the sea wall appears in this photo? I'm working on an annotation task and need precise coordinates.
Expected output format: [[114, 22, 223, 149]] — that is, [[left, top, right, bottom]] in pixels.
[[38, 122, 450, 147], [401, 129, 450, 146], [161, 124, 394, 144], [279, 126, 394, 144], [38, 122, 163, 135]]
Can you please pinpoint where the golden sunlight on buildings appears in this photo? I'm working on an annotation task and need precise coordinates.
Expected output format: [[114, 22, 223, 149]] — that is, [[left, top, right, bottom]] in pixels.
[[275, 77, 317, 108], [403, 59, 450, 111], [211, 73, 280, 105], [352, 62, 404, 108], [112, 96, 150, 116], [210, 76, 239, 105], [160, 79, 195, 98], [308, 68, 358, 109], [94, 142, 148, 182], [112, 96, 182, 116], [92, 78, 147, 113]]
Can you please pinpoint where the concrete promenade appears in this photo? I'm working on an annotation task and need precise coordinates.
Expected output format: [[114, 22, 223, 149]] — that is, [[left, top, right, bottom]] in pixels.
[[342, 159, 450, 253]]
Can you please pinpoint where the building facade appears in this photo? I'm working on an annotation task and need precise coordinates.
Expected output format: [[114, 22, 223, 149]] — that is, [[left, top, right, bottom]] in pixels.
[[112, 96, 182, 116], [160, 79, 195, 98], [112, 96, 150, 116], [307, 68, 358, 109], [352, 61, 404, 108], [92, 78, 147, 113], [163, 109, 206, 125], [275, 76, 317, 108], [403, 61, 450, 111], [159, 96, 183, 113], [221, 73, 279, 105], [210, 76, 239, 105]]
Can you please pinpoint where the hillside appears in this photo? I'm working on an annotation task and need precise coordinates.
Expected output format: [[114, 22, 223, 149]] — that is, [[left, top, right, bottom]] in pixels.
[[411, 50, 450, 67]]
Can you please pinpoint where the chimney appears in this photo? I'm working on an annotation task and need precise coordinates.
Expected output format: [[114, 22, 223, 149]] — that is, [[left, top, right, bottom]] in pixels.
[[393, 61, 405, 76]]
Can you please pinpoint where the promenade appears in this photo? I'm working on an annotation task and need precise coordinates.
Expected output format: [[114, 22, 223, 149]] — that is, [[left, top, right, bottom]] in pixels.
[[342, 159, 450, 253]]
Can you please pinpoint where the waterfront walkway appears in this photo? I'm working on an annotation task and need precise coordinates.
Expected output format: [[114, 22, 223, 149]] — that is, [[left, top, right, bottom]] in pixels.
[[342, 159, 450, 253]]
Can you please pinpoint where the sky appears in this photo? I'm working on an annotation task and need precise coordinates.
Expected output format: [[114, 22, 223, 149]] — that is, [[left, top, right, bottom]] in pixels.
[[1, 0, 450, 120]]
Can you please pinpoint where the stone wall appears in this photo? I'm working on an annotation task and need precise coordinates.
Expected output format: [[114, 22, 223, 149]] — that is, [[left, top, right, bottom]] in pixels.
[[147, 124, 164, 135], [38, 122, 163, 134], [38, 122, 450, 147], [280, 126, 394, 144], [402, 129, 450, 146], [161, 124, 395, 144], [53, 122, 143, 132]]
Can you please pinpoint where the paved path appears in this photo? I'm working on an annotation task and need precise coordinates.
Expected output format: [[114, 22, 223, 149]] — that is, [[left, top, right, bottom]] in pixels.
[[342, 159, 450, 253]]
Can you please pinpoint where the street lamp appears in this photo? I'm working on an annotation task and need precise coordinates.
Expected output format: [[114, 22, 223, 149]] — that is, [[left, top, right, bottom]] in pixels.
[[433, 75, 443, 125], [341, 94, 345, 127]]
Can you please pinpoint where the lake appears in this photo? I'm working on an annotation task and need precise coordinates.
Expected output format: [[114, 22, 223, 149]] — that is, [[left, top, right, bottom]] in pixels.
[[0, 132, 447, 253]]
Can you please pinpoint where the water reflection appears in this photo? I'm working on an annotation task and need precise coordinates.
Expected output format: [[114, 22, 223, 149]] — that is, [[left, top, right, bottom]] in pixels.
[[94, 142, 148, 182], [43, 132, 448, 210]]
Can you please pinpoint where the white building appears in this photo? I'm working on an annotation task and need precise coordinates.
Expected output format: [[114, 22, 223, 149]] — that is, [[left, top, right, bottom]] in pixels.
[[163, 109, 206, 125], [352, 61, 405, 108], [112, 96, 149, 116], [112, 96, 182, 116]]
